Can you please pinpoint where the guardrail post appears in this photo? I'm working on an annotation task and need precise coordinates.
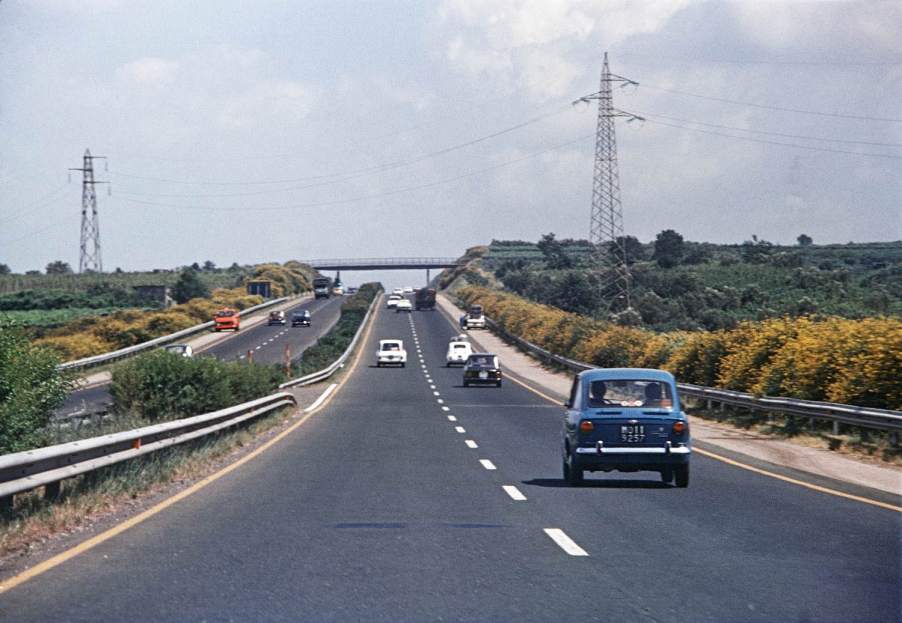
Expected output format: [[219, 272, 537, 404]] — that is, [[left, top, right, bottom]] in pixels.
[[44, 481, 61, 501], [891, 431, 899, 447], [0, 494, 12, 514], [832, 420, 840, 436]]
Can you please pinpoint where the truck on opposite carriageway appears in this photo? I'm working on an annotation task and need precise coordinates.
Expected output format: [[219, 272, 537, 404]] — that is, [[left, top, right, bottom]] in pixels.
[[415, 288, 436, 310], [313, 277, 332, 299]]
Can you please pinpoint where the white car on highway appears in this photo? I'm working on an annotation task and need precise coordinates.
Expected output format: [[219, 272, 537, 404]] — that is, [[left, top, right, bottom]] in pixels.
[[446, 340, 472, 366], [386, 294, 402, 309], [395, 299, 413, 312], [392, 287, 404, 296], [403, 286, 414, 294], [376, 339, 407, 367]]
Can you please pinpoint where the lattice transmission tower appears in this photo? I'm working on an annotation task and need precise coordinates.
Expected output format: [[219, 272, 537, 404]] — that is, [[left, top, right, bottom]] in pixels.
[[69, 149, 108, 273], [574, 52, 643, 311]]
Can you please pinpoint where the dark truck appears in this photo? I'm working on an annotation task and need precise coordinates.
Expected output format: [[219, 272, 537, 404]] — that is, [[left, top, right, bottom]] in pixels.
[[415, 288, 436, 310], [313, 277, 331, 300]]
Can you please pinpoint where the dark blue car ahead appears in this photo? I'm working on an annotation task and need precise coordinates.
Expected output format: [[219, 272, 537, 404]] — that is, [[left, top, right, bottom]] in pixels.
[[561, 368, 691, 487]]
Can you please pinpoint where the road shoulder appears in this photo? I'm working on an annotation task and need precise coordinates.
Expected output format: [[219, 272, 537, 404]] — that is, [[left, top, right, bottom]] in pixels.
[[436, 294, 901, 498]]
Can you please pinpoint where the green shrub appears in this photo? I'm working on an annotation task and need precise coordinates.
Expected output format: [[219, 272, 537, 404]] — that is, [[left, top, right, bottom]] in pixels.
[[111, 351, 283, 422], [0, 322, 71, 454]]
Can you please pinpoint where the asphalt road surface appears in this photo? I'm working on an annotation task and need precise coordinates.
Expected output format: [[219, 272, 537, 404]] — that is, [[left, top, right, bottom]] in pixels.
[[55, 296, 344, 418], [9, 302, 900, 622]]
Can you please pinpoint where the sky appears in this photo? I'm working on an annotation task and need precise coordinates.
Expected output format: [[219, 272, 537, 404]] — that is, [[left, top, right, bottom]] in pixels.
[[1, 0, 900, 282]]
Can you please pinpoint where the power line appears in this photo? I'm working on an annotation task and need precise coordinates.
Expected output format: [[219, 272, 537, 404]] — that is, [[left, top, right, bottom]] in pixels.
[[0, 183, 69, 225], [638, 112, 902, 148], [639, 83, 902, 123], [640, 118, 902, 159], [110, 106, 573, 187], [112, 106, 573, 199], [116, 132, 594, 213]]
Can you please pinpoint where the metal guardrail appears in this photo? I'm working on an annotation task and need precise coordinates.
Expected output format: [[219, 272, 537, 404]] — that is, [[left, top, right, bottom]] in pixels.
[[57, 296, 295, 373], [279, 291, 381, 389], [0, 392, 297, 506], [464, 305, 902, 434], [303, 257, 459, 270]]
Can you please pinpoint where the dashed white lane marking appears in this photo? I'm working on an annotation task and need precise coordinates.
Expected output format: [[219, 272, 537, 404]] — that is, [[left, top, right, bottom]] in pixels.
[[479, 459, 497, 471], [430, 384, 436, 390], [437, 399, 444, 404], [447, 415, 457, 421], [433, 391, 440, 396], [455, 426, 466, 433], [255, 346, 261, 350], [465, 439, 478, 449], [238, 355, 246, 360], [544, 529, 589, 557], [503, 486, 527, 501], [441, 406, 450, 412]]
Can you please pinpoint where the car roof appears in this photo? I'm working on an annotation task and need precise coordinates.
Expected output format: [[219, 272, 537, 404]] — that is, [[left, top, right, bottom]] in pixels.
[[577, 368, 676, 383], [380, 339, 402, 345], [468, 352, 496, 358]]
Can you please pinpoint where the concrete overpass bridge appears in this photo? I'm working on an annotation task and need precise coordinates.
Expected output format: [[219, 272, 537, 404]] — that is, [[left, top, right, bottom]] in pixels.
[[302, 257, 461, 285]]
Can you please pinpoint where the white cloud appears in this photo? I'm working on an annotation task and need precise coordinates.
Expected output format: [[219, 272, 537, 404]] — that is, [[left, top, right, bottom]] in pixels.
[[118, 57, 179, 88], [218, 80, 319, 128], [439, 0, 694, 99]]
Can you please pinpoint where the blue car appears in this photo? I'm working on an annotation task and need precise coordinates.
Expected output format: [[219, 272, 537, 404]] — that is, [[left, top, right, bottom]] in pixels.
[[561, 368, 691, 487]]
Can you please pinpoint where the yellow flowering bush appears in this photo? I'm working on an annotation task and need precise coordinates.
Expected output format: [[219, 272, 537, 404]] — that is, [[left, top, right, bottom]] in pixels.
[[455, 286, 901, 409]]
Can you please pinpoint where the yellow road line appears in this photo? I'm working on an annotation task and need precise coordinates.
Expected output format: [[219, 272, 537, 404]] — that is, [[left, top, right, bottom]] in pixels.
[[436, 296, 900, 513], [0, 297, 381, 595], [692, 447, 901, 513]]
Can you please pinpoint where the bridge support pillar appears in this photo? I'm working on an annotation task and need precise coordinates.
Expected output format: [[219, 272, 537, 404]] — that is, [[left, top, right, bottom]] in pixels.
[[426, 268, 431, 286]]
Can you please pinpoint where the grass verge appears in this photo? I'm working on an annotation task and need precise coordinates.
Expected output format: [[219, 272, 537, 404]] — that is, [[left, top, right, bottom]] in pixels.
[[0, 404, 294, 560]]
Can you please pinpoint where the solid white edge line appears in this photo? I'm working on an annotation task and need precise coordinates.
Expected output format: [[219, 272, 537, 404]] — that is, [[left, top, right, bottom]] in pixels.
[[465, 439, 478, 449], [544, 528, 589, 556], [305, 383, 339, 413], [479, 459, 496, 470], [502, 485, 527, 501], [455, 426, 466, 433]]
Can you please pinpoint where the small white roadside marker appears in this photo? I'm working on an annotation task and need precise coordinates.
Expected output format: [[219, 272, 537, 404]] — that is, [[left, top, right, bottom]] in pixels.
[[447, 415, 457, 421], [441, 406, 450, 412], [479, 459, 496, 471], [455, 426, 465, 433], [544, 529, 589, 557], [503, 486, 526, 501], [465, 439, 478, 449]]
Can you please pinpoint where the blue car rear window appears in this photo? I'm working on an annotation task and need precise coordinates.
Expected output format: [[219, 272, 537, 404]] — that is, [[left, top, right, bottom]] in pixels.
[[587, 379, 673, 409]]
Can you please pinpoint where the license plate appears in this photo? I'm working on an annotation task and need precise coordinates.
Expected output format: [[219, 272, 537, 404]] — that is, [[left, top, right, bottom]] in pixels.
[[621, 425, 645, 443], [479, 371, 488, 379]]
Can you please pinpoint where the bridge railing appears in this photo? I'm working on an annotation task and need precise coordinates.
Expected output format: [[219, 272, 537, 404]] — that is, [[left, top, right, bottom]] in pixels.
[[304, 257, 460, 268]]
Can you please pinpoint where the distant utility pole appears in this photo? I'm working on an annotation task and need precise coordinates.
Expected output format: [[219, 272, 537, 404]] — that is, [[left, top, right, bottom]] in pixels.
[[69, 149, 108, 273], [574, 52, 643, 311]]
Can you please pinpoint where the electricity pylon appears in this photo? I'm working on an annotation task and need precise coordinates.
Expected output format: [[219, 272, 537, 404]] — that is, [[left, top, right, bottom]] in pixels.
[[69, 149, 108, 273], [574, 52, 643, 311]]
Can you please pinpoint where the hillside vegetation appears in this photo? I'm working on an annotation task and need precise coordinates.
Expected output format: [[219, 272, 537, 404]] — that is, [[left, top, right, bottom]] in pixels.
[[18, 262, 316, 361], [483, 235, 901, 330]]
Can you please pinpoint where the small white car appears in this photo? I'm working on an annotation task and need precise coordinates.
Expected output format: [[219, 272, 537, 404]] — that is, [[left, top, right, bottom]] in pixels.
[[377, 339, 407, 367], [465, 304, 486, 329], [395, 299, 413, 312], [403, 286, 414, 294], [446, 340, 472, 366], [392, 287, 405, 296], [163, 344, 194, 358], [386, 294, 402, 308]]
